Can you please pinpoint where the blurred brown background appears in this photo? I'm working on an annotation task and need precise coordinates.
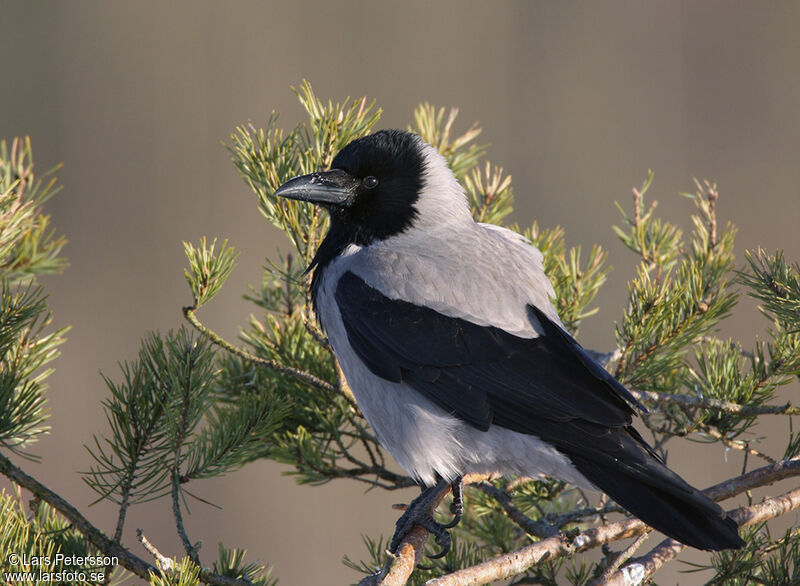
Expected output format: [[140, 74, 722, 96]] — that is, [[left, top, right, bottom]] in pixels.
[[2, 1, 799, 584]]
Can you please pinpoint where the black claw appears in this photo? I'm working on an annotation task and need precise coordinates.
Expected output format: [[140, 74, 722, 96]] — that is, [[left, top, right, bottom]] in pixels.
[[440, 512, 462, 530], [426, 528, 452, 559], [388, 477, 464, 560]]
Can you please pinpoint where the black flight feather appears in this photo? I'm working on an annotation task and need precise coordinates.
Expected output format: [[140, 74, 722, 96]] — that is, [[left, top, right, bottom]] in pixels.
[[334, 270, 744, 551]]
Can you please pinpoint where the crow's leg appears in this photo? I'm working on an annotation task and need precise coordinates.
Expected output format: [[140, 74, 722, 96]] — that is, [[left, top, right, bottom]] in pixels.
[[441, 479, 463, 529], [389, 477, 464, 559]]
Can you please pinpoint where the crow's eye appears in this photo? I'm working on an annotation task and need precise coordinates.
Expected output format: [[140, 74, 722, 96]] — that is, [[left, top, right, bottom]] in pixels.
[[363, 176, 379, 189]]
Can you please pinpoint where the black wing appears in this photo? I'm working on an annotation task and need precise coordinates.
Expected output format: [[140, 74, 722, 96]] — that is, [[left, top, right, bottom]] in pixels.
[[334, 270, 642, 433], [334, 271, 744, 551]]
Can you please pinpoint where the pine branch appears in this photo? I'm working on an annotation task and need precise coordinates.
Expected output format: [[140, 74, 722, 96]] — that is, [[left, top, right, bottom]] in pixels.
[[0, 451, 262, 586], [86, 359, 172, 507], [598, 487, 800, 586], [410, 104, 485, 180], [525, 223, 610, 335], [181, 237, 347, 404], [738, 248, 800, 330], [628, 388, 800, 418], [181, 391, 286, 481], [420, 456, 800, 586], [613, 177, 737, 388], [0, 137, 68, 282], [183, 304, 352, 406], [0, 451, 155, 579], [183, 238, 239, 307], [463, 161, 513, 225], [476, 481, 560, 539], [0, 281, 67, 457]]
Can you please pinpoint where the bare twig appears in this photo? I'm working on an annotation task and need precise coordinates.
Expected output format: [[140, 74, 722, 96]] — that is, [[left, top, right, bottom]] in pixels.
[[632, 187, 642, 230], [172, 469, 200, 564], [704, 455, 800, 501], [137, 528, 174, 571], [335, 361, 361, 412], [593, 531, 652, 585], [104, 481, 134, 585], [304, 316, 331, 350], [170, 356, 201, 565], [699, 424, 776, 464], [545, 502, 625, 528]]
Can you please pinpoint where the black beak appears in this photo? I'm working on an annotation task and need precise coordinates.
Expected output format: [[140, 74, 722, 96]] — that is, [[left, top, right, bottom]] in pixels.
[[273, 169, 358, 207]]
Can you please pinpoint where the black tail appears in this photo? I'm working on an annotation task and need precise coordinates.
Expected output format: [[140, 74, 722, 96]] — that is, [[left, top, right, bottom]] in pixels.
[[566, 428, 744, 551]]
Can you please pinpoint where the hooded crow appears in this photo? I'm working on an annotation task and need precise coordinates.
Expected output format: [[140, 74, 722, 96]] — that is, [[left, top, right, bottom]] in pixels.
[[274, 129, 744, 555]]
